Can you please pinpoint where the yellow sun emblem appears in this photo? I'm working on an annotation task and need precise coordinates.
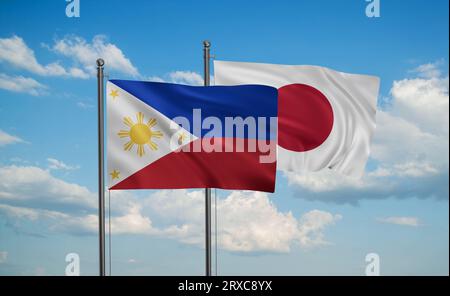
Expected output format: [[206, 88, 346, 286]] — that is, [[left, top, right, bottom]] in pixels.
[[118, 112, 163, 157]]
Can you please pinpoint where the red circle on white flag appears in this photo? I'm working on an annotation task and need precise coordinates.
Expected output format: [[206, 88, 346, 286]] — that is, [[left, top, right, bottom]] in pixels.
[[278, 83, 334, 152]]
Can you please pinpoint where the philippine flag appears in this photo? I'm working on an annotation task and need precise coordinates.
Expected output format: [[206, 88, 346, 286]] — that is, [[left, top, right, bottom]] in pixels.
[[107, 80, 278, 192], [214, 60, 380, 177]]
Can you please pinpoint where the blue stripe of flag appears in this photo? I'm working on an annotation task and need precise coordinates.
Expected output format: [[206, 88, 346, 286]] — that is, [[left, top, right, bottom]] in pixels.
[[109, 80, 278, 140]]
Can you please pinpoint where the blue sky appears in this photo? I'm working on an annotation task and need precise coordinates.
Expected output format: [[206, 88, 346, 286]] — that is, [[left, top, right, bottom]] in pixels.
[[0, 0, 448, 275]]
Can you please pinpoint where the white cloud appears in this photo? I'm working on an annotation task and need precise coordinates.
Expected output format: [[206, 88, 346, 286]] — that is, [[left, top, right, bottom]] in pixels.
[[0, 202, 151, 236], [1, 35, 200, 86], [0, 202, 103, 235], [148, 71, 204, 86], [168, 71, 203, 86], [0, 73, 47, 96], [390, 73, 449, 135], [0, 35, 54, 75], [371, 111, 446, 168], [410, 60, 444, 79], [216, 192, 339, 252], [0, 34, 138, 80], [0, 165, 95, 210], [0, 129, 25, 146], [391, 162, 439, 177], [146, 76, 165, 83], [223, 200, 296, 251], [0, 36, 88, 78], [285, 170, 370, 193], [0, 165, 341, 253], [51, 213, 99, 234], [365, 64, 449, 179], [47, 158, 79, 171], [285, 62, 449, 202], [110, 203, 156, 235], [145, 190, 341, 252], [297, 210, 342, 247], [377, 216, 421, 227], [0, 251, 7, 263], [51, 35, 139, 77], [0, 203, 66, 221]]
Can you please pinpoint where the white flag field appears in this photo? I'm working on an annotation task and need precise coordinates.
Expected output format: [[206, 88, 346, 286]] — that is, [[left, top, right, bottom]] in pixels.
[[214, 60, 380, 177]]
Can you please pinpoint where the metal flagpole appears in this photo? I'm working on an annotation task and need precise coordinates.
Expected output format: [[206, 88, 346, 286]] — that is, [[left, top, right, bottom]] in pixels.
[[203, 41, 212, 277], [96, 58, 106, 276]]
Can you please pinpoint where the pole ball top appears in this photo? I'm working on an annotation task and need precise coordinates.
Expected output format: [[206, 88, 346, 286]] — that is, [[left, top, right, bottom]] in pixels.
[[96, 58, 105, 67]]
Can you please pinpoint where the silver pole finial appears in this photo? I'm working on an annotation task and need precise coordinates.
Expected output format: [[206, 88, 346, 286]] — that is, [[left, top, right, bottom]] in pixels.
[[96, 58, 105, 67]]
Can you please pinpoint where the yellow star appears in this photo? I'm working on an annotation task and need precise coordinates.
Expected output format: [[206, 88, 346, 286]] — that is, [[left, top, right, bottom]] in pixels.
[[110, 169, 120, 180], [178, 132, 187, 145], [109, 89, 119, 100]]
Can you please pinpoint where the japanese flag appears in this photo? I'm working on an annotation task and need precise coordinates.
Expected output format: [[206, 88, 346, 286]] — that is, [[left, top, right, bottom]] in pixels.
[[214, 60, 380, 177]]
